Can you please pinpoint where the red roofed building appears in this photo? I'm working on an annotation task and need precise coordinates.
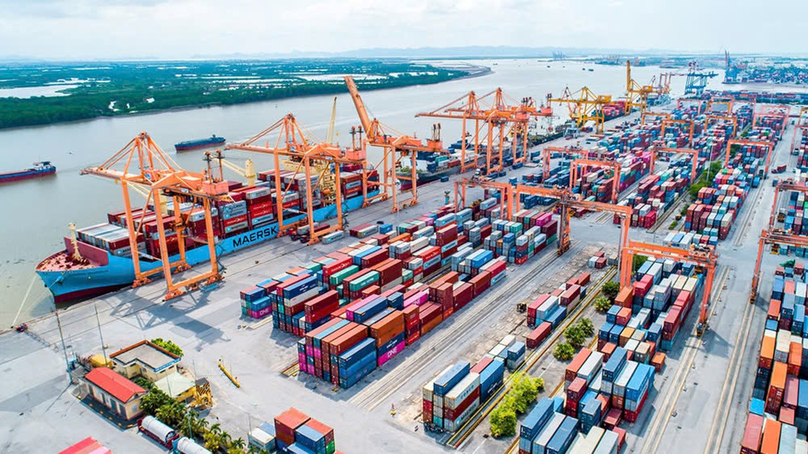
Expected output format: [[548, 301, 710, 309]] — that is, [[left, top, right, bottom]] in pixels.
[[84, 367, 146, 420], [59, 436, 112, 454]]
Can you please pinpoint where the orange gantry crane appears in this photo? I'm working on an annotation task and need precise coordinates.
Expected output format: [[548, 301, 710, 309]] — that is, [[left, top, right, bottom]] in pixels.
[[82, 132, 230, 300], [569, 158, 621, 203], [416, 88, 552, 175], [754, 104, 791, 136], [724, 138, 776, 174], [547, 86, 612, 134], [512, 185, 632, 260], [542, 145, 584, 182], [791, 107, 808, 154], [624, 61, 655, 115], [453, 177, 513, 221], [704, 114, 738, 138], [641, 111, 671, 125], [660, 118, 695, 147], [620, 240, 718, 336], [706, 96, 734, 115], [225, 113, 369, 244], [652, 147, 701, 182], [676, 97, 706, 114], [343, 76, 444, 213], [749, 180, 808, 302]]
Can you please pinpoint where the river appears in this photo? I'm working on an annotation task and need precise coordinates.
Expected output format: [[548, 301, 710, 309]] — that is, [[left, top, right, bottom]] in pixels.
[[0, 58, 788, 326]]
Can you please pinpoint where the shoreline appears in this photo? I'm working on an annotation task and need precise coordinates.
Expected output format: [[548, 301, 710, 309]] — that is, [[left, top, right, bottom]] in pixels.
[[0, 66, 492, 133]]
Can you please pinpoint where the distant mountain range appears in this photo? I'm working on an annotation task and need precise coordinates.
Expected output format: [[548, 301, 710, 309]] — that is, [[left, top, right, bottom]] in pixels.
[[0, 46, 796, 63]]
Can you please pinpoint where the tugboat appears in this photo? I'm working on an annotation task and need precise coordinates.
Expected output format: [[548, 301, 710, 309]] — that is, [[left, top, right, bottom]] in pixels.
[[0, 161, 56, 183]]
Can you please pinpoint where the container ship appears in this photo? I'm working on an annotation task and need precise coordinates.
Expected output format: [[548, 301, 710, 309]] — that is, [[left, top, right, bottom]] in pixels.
[[174, 135, 226, 152], [36, 166, 381, 302], [0, 161, 56, 183]]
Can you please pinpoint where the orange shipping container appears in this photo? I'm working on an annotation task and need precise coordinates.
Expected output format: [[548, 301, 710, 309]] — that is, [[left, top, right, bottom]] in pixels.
[[788, 342, 802, 376], [759, 418, 780, 454], [759, 336, 775, 369]]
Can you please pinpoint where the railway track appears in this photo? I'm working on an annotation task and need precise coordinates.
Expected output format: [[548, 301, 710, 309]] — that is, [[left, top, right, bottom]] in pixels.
[[348, 242, 583, 410], [447, 267, 617, 449]]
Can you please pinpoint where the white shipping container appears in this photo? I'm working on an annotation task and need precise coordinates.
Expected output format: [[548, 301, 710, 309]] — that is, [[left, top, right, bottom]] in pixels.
[[500, 335, 516, 349], [533, 413, 566, 454], [577, 352, 604, 385], [569, 426, 605, 454], [613, 361, 638, 398], [445, 373, 481, 409]]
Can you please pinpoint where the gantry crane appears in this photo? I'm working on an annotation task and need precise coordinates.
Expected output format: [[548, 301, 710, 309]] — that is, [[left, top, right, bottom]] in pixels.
[[641, 111, 671, 125], [225, 113, 368, 244], [652, 147, 701, 183], [753, 104, 790, 137], [206, 150, 256, 187], [453, 177, 514, 221], [569, 158, 621, 203], [704, 114, 738, 138], [748, 180, 808, 303], [547, 86, 612, 134], [512, 185, 633, 261], [676, 97, 706, 114], [81, 132, 229, 300], [416, 88, 552, 174], [619, 240, 718, 336], [541, 145, 584, 182], [326, 96, 338, 145], [660, 118, 696, 147], [624, 61, 655, 115], [791, 107, 808, 155], [725, 138, 776, 174], [344, 76, 444, 212], [706, 96, 734, 115]]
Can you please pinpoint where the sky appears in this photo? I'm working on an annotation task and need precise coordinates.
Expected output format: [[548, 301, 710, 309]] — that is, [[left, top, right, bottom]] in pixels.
[[1, 0, 807, 60]]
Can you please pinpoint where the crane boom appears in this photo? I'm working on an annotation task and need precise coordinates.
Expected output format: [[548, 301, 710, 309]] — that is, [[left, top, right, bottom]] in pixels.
[[344, 76, 377, 142], [326, 96, 337, 145]]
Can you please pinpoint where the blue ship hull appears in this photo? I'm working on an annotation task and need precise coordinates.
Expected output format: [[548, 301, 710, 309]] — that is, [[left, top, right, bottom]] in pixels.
[[37, 192, 377, 302]]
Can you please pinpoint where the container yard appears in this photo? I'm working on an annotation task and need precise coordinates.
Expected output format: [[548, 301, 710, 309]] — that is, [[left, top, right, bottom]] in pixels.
[[5, 38, 808, 454]]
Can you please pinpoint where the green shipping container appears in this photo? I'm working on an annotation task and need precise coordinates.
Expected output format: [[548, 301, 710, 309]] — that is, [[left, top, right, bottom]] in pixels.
[[303, 261, 323, 273], [349, 271, 379, 291], [329, 265, 360, 287]]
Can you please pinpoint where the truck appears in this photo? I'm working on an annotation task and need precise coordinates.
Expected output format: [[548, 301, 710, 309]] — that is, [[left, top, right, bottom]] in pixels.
[[772, 164, 787, 174]]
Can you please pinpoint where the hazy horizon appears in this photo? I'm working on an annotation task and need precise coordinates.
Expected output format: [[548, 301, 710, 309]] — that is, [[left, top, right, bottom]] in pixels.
[[2, 0, 807, 60]]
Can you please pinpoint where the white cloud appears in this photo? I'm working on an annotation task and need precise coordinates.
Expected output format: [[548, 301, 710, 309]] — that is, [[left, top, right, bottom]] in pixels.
[[0, 0, 806, 59]]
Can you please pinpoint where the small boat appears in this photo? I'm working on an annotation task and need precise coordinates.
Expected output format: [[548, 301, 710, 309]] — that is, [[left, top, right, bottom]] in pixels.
[[174, 135, 226, 152], [0, 161, 56, 183]]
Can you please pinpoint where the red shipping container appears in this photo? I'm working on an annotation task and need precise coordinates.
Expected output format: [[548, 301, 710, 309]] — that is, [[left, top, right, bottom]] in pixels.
[[565, 349, 592, 384], [527, 322, 552, 349], [471, 357, 494, 374], [274, 408, 310, 446]]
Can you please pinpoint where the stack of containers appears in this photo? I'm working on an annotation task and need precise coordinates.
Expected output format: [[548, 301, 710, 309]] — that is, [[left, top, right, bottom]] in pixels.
[[273, 408, 337, 454], [743, 261, 808, 445], [519, 398, 624, 454]]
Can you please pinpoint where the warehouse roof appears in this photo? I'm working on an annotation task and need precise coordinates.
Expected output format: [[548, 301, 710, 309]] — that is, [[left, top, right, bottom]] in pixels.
[[110, 340, 181, 372], [85, 367, 146, 403]]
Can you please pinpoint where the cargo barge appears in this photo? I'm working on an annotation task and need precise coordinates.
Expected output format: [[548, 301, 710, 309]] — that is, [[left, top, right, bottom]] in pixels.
[[174, 135, 225, 152], [0, 161, 56, 183]]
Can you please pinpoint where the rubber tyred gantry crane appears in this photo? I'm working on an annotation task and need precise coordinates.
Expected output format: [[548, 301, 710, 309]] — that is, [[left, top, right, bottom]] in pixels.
[[724, 138, 776, 174], [652, 147, 701, 183], [453, 177, 513, 221], [569, 158, 621, 203], [704, 114, 738, 138], [620, 241, 718, 336], [344, 76, 444, 213], [660, 118, 695, 147], [81, 132, 230, 300], [641, 111, 671, 125], [750, 230, 808, 303], [791, 107, 808, 155], [512, 185, 632, 260], [541, 145, 584, 183]]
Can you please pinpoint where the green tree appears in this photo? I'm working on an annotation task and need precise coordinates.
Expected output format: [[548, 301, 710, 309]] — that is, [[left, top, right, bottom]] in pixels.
[[554, 342, 575, 360], [134, 376, 156, 391], [205, 423, 224, 451], [670, 220, 679, 229], [156, 401, 186, 427], [228, 437, 247, 453], [140, 388, 173, 415], [564, 326, 586, 349], [594, 296, 613, 312], [490, 405, 517, 437], [577, 318, 595, 338], [601, 282, 621, 301], [151, 338, 183, 357], [632, 255, 648, 272]]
